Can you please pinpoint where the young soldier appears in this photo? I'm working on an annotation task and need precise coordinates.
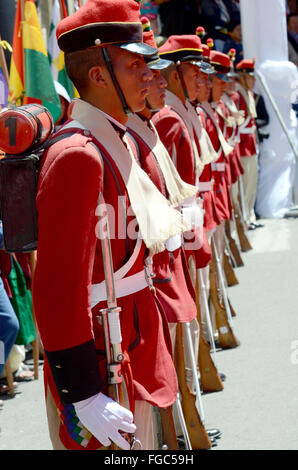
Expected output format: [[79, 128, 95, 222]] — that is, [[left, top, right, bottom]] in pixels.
[[150, 34, 225, 441], [126, 17, 199, 342], [33, 0, 183, 451], [126, 19, 223, 447], [199, 50, 240, 348], [190, 38, 221, 343], [235, 59, 261, 229]]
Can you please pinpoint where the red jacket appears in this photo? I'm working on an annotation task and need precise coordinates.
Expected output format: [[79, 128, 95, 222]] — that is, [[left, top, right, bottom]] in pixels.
[[152, 105, 211, 268], [238, 92, 257, 157], [126, 125, 197, 323], [33, 124, 178, 450], [200, 103, 232, 221]]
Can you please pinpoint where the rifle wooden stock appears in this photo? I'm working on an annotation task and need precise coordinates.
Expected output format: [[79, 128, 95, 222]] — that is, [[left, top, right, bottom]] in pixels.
[[223, 251, 239, 287], [225, 220, 244, 267], [209, 255, 239, 350], [234, 210, 252, 252], [159, 407, 179, 450], [174, 323, 212, 450], [229, 299, 237, 318], [195, 274, 224, 393], [198, 333, 224, 393]]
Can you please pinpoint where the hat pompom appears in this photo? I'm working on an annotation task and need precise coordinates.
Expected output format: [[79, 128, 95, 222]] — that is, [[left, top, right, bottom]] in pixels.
[[229, 48, 236, 61], [207, 38, 214, 49], [196, 26, 206, 38], [141, 16, 151, 32]]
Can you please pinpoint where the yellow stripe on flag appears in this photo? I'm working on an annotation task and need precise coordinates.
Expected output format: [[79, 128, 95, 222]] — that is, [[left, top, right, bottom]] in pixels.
[[9, 60, 24, 105], [22, 0, 47, 55]]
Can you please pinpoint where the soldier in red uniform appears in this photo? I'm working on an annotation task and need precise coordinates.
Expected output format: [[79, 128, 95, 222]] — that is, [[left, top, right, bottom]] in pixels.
[[222, 50, 246, 244], [126, 18, 199, 331], [126, 19, 221, 446], [235, 59, 260, 229], [152, 34, 218, 271], [32, 0, 183, 451], [197, 49, 241, 346]]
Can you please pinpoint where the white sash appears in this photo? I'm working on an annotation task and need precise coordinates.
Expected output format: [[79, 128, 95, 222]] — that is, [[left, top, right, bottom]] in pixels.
[[71, 100, 185, 256], [126, 113, 198, 207], [165, 90, 204, 178], [200, 101, 234, 158]]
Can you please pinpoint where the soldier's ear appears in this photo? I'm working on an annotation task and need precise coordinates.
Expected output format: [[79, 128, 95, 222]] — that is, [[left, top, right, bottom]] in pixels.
[[88, 66, 107, 88], [172, 69, 180, 84]]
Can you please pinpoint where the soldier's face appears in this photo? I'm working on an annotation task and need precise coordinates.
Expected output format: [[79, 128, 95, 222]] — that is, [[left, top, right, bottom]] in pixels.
[[107, 46, 153, 113], [196, 70, 211, 102], [146, 70, 167, 110], [211, 74, 227, 101], [180, 63, 201, 102]]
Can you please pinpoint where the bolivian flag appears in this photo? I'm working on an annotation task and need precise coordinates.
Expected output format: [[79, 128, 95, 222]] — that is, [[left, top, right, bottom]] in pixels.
[[48, 0, 75, 101], [9, 0, 61, 122]]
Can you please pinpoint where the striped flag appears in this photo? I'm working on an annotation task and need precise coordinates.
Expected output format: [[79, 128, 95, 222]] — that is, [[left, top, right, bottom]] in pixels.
[[8, 0, 24, 107], [0, 40, 11, 109], [9, 0, 61, 122], [0, 66, 8, 109], [48, 0, 75, 101]]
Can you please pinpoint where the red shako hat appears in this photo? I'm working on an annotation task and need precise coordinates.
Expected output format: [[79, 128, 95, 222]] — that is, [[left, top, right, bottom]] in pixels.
[[210, 50, 231, 82], [56, 0, 157, 57], [236, 59, 255, 76], [202, 38, 214, 62], [159, 35, 203, 63], [141, 16, 172, 69]]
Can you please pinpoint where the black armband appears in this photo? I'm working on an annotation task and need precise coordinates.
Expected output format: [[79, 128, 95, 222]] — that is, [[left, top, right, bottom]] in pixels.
[[45, 339, 103, 404]]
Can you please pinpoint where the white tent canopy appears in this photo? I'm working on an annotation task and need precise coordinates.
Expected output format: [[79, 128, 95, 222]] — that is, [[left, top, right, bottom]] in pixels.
[[240, 0, 298, 218]]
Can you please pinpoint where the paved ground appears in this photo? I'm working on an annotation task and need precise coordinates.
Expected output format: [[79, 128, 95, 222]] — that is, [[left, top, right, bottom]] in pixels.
[[0, 216, 298, 450], [202, 216, 298, 450]]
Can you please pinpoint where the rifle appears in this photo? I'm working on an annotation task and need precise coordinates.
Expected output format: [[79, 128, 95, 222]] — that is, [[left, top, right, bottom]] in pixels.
[[209, 249, 239, 350], [159, 407, 179, 450], [225, 218, 244, 267], [174, 323, 212, 450], [96, 192, 138, 450], [234, 204, 252, 252], [223, 250, 239, 287], [195, 271, 224, 393]]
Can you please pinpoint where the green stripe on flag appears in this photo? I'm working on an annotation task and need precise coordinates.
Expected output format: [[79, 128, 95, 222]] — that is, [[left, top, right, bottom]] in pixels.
[[24, 48, 61, 122]]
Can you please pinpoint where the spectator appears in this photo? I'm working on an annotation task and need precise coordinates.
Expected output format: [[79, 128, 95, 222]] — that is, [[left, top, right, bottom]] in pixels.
[[0, 222, 19, 398], [223, 22, 243, 64], [159, 0, 202, 36], [287, 13, 298, 67], [255, 94, 270, 144], [287, 0, 298, 15], [140, 1, 162, 35], [199, 0, 240, 51]]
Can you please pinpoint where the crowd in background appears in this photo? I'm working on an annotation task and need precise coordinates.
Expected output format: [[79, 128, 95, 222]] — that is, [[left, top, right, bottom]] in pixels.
[[141, 0, 298, 68]]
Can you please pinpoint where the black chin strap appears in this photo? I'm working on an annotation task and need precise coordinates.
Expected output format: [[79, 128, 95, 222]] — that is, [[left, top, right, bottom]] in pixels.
[[176, 62, 189, 100], [101, 47, 132, 116]]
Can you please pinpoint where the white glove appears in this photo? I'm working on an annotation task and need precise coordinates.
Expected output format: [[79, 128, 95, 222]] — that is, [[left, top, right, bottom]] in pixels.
[[73, 392, 136, 450]]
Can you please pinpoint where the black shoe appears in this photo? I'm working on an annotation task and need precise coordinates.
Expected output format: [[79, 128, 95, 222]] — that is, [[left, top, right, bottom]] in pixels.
[[219, 372, 226, 382], [248, 223, 257, 230], [177, 436, 186, 450], [210, 436, 218, 447], [207, 428, 222, 439], [254, 223, 265, 228]]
